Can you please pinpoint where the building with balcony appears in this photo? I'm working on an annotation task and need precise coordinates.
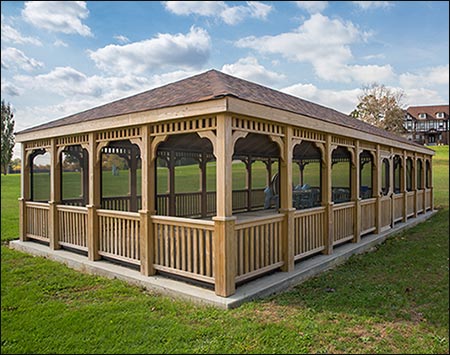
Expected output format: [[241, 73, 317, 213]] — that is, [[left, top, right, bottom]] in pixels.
[[404, 105, 449, 145]]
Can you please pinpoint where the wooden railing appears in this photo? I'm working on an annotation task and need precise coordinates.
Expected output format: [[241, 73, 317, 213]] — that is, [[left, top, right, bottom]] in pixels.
[[406, 191, 415, 218], [25, 202, 50, 243], [393, 194, 404, 223], [360, 198, 376, 236], [425, 189, 432, 211], [101, 196, 142, 211], [152, 216, 215, 284], [97, 209, 141, 265], [293, 206, 326, 260], [333, 202, 354, 245], [235, 214, 284, 283], [380, 196, 391, 230], [417, 190, 424, 213], [57, 205, 88, 251]]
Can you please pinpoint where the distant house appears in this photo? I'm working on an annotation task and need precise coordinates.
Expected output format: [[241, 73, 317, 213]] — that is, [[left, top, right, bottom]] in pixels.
[[404, 105, 449, 145]]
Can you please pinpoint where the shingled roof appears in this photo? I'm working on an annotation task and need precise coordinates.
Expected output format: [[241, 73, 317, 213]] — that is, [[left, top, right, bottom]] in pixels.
[[17, 69, 420, 147], [406, 104, 449, 120]]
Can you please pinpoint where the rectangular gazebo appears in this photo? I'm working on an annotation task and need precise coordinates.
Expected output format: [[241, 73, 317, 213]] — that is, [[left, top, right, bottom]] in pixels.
[[15, 70, 435, 297]]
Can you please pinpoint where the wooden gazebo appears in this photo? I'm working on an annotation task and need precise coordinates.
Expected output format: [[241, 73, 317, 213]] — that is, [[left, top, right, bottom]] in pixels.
[[15, 70, 434, 297]]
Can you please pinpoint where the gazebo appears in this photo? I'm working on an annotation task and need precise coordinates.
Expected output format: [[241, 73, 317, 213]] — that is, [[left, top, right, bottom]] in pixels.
[[15, 70, 434, 297]]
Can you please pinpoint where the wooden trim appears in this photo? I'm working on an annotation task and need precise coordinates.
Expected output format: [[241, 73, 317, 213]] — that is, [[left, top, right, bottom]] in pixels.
[[235, 262, 284, 283], [153, 264, 215, 284]]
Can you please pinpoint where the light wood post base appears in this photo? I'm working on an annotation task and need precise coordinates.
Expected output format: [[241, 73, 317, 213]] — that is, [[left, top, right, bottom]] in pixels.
[[280, 207, 295, 272], [19, 198, 28, 242], [48, 201, 60, 250], [87, 204, 100, 261], [213, 216, 236, 297], [139, 210, 155, 276]]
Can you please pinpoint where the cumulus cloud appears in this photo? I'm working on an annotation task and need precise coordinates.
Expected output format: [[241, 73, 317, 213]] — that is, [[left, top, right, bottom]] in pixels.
[[1, 15, 42, 45], [1, 47, 44, 71], [1, 81, 22, 97], [22, 1, 92, 36], [163, 1, 272, 25], [221, 57, 286, 86], [89, 26, 211, 74], [53, 39, 68, 47], [399, 64, 449, 89], [114, 35, 130, 44], [352, 1, 393, 10], [236, 13, 394, 84], [295, 1, 328, 14], [282, 82, 362, 114]]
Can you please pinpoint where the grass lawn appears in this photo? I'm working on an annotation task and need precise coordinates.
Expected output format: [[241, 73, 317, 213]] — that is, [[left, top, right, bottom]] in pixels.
[[1, 146, 448, 354]]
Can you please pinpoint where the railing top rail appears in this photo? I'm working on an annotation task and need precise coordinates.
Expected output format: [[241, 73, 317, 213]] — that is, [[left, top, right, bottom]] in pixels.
[[56, 204, 88, 213], [24, 201, 50, 209], [332, 201, 356, 210], [294, 206, 326, 217], [360, 198, 377, 205], [235, 213, 284, 229], [151, 215, 215, 229], [97, 209, 140, 220]]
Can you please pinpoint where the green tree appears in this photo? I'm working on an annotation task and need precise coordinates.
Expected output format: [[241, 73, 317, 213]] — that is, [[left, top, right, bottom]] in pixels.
[[1, 100, 15, 175], [350, 83, 406, 134]]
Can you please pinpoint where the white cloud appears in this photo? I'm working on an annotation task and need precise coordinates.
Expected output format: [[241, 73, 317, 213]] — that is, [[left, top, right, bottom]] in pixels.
[[235, 13, 394, 84], [1, 47, 44, 72], [295, 1, 328, 14], [403, 88, 446, 107], [399, 65, 449, 89], [114, 35, 130, 44], [282, 82, 362, 114], [1, 15, 42, 46], [89, 26, 211, 74], [1, 81, 22, 97], [22, 1, 92, 36], [221, 57, 286, 85], [53, 39, 68, 47], [352, 1, 393, 10], [163, 1, 272, 25]]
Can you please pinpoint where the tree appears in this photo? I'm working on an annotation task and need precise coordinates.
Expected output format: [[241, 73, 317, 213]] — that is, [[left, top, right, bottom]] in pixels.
[[350, 83, 406, 134], [1, 100, 15, 175]]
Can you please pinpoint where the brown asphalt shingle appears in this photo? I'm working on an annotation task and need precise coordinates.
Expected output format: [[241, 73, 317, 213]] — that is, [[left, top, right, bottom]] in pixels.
[[16, 69, 426, 148]]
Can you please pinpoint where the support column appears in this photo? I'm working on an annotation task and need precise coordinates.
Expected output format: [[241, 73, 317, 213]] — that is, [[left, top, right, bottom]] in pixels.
[[129, 146, 138, 212], [322, 134, 334, 254], [213, 114, 236, 297], [49, 138, 61, 250], [87, 132, 101, 261], [402, 151, 407, 222], [375, 144, 382, 234], [412, 154, 418, 218], [430, 158, 434, 211], [279, 126, 294, 272], [389, 149, 395, 227], [352, 141, 361, 243], [200, 153, 208, 218], [168, 150, 176, 216], [422, 156, 427, 214], [140, 125, 156, 276], [246, 156, 252, 211], [19, 144, 30, 242]]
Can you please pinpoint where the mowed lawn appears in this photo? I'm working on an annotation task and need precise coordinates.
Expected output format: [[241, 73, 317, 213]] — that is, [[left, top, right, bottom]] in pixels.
[[1, 146, 448, 354]]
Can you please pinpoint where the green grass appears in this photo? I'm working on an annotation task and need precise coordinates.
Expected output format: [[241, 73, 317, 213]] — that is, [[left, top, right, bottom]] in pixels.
[[1, 146, 448, 354]]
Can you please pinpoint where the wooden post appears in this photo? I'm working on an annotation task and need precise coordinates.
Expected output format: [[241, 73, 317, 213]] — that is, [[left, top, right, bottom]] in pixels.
[[402, 151, 407, 222], [19, 143, 30, 241], [430, 157, 434, 211], [412, 154, 418, 218], [49, 138, 61, 250], [375, 144, 382, 234], [246, 156, 252, 211], [422, 156, 426, 213], [129, 145, 138, 212], [87, 132, 101, 261], [322, 134, 334, 254], [352, 141, 361, 243], [213, 113, 236, 297], [168, 149, 176, 216], [390, 149, 395, 227], [200, 153, 208, 218], [279, 126, 294, 272], [140, 125, 155, 276]]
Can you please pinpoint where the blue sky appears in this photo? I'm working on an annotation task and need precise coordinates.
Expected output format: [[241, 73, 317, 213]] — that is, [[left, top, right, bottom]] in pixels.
[[1, 1, 449, 157]]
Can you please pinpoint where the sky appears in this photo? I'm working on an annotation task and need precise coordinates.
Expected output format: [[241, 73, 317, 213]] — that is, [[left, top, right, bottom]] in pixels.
[[1, 1, 449, 158]]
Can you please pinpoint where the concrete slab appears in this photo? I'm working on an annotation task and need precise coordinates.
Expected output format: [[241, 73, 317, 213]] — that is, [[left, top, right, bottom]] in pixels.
[[9, 210, 437, 309]]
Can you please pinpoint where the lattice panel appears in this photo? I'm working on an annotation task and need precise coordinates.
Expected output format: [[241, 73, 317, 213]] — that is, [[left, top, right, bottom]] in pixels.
[[232, 117, 284, 136], [24, 139, 51, 150], [96, 127, 141, 142], [332, 136, 354, 147], [151, 117, 216, 136], [292, 128, 325, 142], [56, 134, 89, 147]]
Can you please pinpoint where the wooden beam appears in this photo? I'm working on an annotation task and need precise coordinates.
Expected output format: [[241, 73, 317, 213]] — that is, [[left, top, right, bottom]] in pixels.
[[352, 140, 361, 243], [375, 144, 382, 234], [48, 138, 61, 250], [87, 132, 100, 261], [322, 134, 334, 254]]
